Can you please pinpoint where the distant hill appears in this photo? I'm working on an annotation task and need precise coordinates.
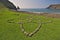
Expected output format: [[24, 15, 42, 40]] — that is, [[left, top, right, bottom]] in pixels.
[[47, 4, 60, 9], [0, 0, 17, 10]]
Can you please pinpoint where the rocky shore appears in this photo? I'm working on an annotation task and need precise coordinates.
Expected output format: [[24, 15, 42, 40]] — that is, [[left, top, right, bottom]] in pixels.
[[40, 13, 60, 18]]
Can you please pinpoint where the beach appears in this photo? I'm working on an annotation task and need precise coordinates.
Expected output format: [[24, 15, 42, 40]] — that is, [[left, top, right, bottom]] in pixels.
[[16, 10, 60, 18]]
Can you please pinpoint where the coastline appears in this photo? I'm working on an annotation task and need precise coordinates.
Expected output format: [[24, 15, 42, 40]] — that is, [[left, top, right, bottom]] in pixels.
[[12, 10, 60, 18]]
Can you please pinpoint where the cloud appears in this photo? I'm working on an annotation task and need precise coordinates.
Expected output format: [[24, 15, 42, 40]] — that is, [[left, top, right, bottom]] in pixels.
[[9, 0, 47, 8], [9, 0, 60, 8]]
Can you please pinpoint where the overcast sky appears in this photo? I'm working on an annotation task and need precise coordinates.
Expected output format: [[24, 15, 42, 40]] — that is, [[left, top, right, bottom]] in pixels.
[[9, 0, 60, 8]]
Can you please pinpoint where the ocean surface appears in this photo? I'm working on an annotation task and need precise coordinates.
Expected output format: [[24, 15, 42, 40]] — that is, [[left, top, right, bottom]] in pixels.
[[18, 8, 60, 13]]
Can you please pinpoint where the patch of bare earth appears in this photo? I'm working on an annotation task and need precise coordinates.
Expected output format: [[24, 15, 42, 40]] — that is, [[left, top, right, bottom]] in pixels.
[[40, 13, 60, 18]]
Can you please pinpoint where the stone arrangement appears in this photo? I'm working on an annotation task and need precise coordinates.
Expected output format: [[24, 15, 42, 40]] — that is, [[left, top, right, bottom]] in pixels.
[[19, 16, 52, 37], [19, 21, 42, 37], [7, 15, 52, 37]]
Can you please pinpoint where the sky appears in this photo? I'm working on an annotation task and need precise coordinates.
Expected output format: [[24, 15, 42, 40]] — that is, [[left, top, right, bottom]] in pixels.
[[9, 0, 60, 8]]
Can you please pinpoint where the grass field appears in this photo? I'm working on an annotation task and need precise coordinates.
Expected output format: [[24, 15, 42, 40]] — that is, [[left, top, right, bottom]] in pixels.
[[0, 3, 60, 40]]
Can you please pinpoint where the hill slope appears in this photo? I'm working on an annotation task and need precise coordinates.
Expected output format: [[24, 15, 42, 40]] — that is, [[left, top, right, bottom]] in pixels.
[[0, 0, 17, 10], [47, 4, 60, 9], [0, 3, 60, 40]]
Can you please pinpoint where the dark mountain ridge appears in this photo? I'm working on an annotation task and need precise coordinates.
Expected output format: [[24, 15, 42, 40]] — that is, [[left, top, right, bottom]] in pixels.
[[0, 0, 17, 10]]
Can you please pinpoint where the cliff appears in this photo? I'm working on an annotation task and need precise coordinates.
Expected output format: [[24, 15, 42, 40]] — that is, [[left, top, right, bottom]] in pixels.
[[47, 4, 60, 9], [0, 0, 17, 10]]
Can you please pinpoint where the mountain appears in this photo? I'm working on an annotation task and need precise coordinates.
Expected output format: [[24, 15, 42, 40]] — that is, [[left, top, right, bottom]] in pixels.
[[47, 4, 60, 9], [0, 0, 17, 10]]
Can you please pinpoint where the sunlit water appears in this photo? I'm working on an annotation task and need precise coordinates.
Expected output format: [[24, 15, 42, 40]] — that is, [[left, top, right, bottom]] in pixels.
[[17, 8, 60, 14]]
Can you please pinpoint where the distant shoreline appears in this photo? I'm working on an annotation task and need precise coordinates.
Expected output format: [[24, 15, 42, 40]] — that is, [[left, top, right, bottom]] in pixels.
[[11, 9, 60, 18], [17, 8, 60, 13]]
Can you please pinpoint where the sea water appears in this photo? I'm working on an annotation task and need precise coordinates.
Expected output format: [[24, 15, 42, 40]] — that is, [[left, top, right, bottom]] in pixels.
[[18, 8, 60, 13]]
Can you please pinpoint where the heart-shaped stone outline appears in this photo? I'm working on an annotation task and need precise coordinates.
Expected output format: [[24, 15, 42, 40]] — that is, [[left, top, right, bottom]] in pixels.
[[19, 20, 52, 37], [19, 22, 42, 37]]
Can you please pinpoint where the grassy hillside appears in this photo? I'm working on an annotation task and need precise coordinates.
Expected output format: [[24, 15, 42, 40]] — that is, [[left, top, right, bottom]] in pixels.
[[0, 3, 60, 40]]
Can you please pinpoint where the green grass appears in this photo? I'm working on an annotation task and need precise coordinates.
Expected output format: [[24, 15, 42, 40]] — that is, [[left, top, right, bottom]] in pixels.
[[0, 3, 60, 40]]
